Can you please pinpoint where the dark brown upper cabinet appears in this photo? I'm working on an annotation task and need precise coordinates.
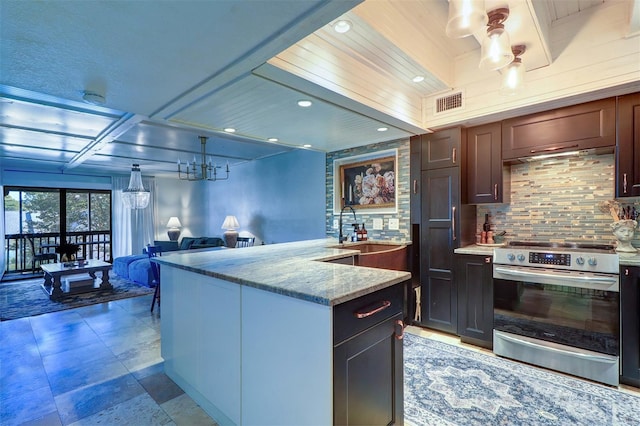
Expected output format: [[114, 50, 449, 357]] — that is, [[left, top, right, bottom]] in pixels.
[[502, 98, 616, 161], [467, 122, 509, 204], [420, 127, 465, 170], [616, 92, 640, 197]]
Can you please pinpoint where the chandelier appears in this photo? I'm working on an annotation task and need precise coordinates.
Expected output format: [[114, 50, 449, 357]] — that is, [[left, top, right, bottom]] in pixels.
[[122, 164, 150, 209], [177, 136, 230, 181]]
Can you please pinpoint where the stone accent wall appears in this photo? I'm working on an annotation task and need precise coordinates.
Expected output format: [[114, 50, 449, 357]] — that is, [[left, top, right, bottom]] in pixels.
[[477, 152, 640, 246], [326, 138, 410, 242]]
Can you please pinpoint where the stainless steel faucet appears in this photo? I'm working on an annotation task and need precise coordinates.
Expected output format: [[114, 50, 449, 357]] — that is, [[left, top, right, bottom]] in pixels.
[[338, 205, 357, 243]]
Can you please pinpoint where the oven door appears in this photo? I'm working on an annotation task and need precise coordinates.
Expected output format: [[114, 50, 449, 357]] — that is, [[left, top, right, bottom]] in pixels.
[[493, 265, 620, 356]]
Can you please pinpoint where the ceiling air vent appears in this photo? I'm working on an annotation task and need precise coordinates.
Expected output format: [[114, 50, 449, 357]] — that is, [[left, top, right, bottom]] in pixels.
[[435, 91, 463, 114]]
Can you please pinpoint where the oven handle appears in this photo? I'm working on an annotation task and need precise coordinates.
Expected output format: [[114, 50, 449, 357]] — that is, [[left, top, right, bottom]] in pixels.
[[495, 331, 619, 364], [494, 266, 619, 285]]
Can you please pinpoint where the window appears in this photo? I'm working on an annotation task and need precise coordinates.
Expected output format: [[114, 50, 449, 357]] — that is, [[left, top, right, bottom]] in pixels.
[[3, 187, 112, 275]]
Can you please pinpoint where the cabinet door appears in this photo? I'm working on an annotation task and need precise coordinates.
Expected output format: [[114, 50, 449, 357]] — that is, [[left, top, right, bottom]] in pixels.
[[456, 254, 493, 348], [616, 92, 640, 197], [334, 313, 404, 426], [410, 136, 421, 223], [421, 128, 463, 170], [419, 168, 459, 333], [467, 122, 508, 204], [621, 266, 640, 387], [502, 98, 616, 161]]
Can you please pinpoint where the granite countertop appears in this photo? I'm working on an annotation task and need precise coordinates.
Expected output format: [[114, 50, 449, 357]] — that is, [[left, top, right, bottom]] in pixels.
[[618, 252, 640, 266], [454, 244, 497, 256], [153, 238, 412, 306]]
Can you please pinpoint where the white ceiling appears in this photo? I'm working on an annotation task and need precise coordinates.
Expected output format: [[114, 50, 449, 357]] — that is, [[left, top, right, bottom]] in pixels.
[[0, 0, 637, 178]]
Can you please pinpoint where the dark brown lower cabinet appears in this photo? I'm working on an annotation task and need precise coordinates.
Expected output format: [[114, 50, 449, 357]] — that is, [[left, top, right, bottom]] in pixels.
[[334, 283, 405, 425], [621, 266, 640, 387], [456, 254, 494, 349]]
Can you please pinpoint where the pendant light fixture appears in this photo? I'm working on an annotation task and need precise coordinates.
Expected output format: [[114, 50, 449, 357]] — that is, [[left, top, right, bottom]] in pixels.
[[177, 136, 230, 182], [500, 45, 526, 95], [122, 164, 150, 209], [478, 8, 514, 71], [445, 0, 487, 39]]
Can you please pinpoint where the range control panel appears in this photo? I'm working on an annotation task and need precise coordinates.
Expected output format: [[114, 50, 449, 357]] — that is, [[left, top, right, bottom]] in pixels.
[[529, 252, 571, 266]]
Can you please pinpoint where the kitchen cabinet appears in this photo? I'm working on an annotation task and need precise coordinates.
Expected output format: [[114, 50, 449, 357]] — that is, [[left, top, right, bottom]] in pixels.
[[416, 128, 476, 334], [616, 92, 640, 197], [467, 122, 510, 204], [420, 127, 463, 170], [159, 241, 410, 425], [621, 266, 640, 387], [502, 98, 616, 161], [410, 136, 421, 223], [334, 283, 404, 425], [456, 254, 493, 349]]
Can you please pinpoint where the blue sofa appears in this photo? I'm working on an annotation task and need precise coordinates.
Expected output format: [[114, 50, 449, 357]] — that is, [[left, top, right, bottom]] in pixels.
[[113, 237, 225, 287]]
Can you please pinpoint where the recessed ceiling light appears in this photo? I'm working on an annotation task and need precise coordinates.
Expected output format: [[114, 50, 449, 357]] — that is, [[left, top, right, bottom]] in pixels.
[[297, 100, 312, 107], [268, 137, 279, 142], [377, 127, 388, 132], [333, 20, 352, 33], [412, 76, 425, 83], [223, 127, 236, 133], [303, 144, 312, 148]]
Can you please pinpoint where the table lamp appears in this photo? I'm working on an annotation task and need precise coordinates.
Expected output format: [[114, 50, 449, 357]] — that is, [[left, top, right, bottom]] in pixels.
[[166, 217, 182, 241], [222, 215, 240, 248]]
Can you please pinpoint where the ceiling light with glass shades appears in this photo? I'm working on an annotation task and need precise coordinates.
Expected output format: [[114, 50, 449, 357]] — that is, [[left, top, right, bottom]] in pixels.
[[500, 45, 526, 95], [478, 8, 514, 71], [445, 0, 487, 39], [177, 136, 230, 182]]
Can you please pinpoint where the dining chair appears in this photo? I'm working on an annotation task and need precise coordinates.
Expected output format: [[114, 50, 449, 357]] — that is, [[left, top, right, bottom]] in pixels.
[[147, 245, 162, 312], [236, 237, 255, 248], [26, 236, 58, 273]]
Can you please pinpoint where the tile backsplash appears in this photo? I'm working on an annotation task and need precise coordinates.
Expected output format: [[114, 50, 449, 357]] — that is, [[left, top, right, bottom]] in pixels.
[[477, 152, 640, 247]]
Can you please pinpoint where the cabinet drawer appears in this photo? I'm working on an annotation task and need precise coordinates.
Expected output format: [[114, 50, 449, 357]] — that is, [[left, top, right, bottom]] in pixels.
[[333, 283, 404, 345]]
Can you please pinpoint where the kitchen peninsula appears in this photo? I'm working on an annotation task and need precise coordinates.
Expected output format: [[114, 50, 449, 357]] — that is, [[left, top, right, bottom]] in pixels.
[[153, 239, 411, 425]]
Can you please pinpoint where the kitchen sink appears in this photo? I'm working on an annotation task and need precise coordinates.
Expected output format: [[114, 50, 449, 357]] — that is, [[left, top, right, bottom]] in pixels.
[[329, 242, 408, 271]]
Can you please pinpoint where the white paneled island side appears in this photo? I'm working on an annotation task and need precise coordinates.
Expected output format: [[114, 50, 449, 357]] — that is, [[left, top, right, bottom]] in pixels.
[[153, 239, 411, 426]]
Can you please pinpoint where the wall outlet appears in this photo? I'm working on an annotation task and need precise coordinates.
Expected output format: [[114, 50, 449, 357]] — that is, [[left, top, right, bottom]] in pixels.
[[388, 218, 399, 230], [372, 218, 383, 230], [333, 219, 339, 229]]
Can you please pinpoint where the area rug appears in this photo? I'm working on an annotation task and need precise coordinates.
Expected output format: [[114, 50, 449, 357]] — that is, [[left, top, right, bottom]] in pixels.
[[0, 275, 154, 321], [403, 332, 640, 425]]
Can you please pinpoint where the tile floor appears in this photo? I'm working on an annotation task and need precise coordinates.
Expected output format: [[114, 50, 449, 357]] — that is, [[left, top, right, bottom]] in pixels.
[[0, 294, 217, 425], [2, 295, 639, 425]]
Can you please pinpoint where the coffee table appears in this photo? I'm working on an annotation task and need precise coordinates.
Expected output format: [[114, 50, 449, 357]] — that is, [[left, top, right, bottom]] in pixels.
[[41, 259, 113, 301]]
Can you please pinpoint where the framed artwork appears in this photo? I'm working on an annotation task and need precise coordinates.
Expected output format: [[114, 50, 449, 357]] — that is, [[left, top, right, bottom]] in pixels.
[[339, 154, 396, 210]]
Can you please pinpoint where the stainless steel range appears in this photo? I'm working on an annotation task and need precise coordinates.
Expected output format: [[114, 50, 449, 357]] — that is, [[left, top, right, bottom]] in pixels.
[[493, 241, 620, 386]]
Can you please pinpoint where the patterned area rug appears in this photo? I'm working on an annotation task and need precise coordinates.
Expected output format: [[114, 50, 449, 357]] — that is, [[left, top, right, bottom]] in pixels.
[[403, 332, 640, 425], [0, 274, 154, 321]]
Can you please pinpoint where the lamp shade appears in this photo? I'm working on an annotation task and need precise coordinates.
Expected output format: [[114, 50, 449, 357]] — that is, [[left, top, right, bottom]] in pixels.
[[221, 215, 240, 230], [479, 26, 514, 71], [445, 0, 487, 39], [166, 217, 182, 229], [500, 58, 525, 95]]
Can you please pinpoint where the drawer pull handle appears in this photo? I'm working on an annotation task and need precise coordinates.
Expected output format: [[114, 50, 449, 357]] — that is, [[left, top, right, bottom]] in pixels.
[[355, 300, 391, 319], [395, 319, 405, 340]]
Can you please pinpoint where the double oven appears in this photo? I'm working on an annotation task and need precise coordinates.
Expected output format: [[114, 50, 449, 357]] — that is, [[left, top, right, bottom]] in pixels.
[[492, 242, 620, 386]]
